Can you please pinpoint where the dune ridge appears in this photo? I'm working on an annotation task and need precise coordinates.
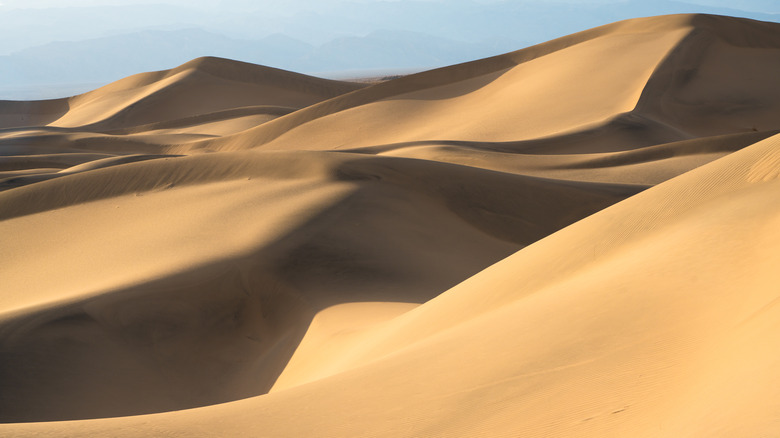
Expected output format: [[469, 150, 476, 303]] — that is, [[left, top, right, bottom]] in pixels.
[[1, 13, 780, 437]]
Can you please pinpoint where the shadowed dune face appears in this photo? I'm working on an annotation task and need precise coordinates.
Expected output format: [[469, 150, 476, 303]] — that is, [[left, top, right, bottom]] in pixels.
[[1, 13, 780, 437], [635, 15, 780, 137], [0, 151, 633, 421], [0, 269, 311, 422]]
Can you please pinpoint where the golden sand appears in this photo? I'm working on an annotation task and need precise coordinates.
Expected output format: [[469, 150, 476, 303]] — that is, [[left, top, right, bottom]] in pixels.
[[1, 13, 779, 437]]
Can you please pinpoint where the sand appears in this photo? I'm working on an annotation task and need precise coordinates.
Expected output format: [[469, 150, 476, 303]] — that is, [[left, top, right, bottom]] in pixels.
[[1, 13, 779, 437]]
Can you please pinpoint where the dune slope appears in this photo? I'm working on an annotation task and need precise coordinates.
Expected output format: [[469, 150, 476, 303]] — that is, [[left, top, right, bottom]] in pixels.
[[1, 12, 780, 438], [12, 125, 778, 438], [0, 58, 365, 191], [202, 14, 780, 155]]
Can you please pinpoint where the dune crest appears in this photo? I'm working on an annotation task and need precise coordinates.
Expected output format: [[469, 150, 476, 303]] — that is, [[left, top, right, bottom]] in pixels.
[[1, 13, 780, 437]]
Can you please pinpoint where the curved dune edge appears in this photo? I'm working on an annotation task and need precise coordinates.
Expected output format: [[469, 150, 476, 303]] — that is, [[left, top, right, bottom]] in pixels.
[[0, 57, 365, 131], [195, 13, 780, 154], [0, 12, 780, 437], [4, 127, 780, 438]]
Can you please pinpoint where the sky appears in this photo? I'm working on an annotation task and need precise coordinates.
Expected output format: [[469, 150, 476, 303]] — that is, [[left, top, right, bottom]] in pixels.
[[0, 0, 777, 99], [0, 0, 775, 11]]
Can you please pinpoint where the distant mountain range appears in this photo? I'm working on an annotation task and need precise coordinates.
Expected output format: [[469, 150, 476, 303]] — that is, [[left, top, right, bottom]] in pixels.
[[0, 29, 521, 93], [0, 0, 777, 99]]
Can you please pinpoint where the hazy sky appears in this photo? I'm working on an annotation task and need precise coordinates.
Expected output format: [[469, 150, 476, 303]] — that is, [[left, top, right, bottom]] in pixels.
[[0, 0, 777, 98], [3, 0, 403, 9], [1, 0, 778, 13], [0, 0, 767, 8], [0, 0, 777, 13]]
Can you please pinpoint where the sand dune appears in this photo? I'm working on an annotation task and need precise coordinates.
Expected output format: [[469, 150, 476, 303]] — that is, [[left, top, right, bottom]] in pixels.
[[1, 57, 364, 131], [200, 15, 780, 154], [1, 13, 780, 437], [0, 59, 364, 189]]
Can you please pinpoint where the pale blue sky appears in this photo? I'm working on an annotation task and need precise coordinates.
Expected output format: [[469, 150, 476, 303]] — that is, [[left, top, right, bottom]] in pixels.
[[0, 0, 777, 98], [0, 0, 776, 12]]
